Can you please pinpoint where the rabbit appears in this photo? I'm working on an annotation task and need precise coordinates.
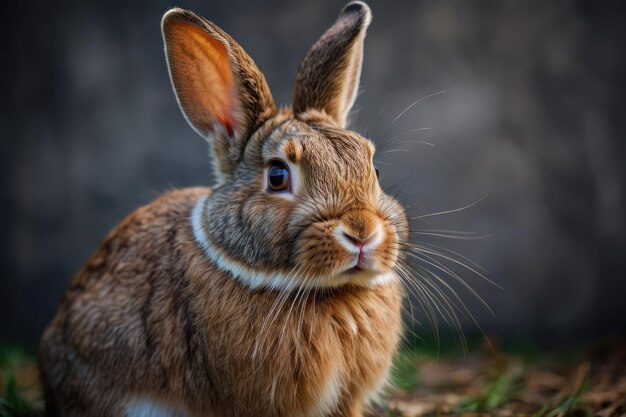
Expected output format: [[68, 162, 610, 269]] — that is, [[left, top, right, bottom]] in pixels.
[[38, 2, 409, 416]]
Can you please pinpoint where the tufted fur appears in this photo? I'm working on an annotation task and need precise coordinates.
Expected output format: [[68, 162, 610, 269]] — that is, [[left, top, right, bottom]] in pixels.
[[39, 2, 409, 416]]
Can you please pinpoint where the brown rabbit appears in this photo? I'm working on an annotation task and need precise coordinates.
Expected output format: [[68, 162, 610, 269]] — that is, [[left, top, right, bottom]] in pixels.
[[39, 2, 409, 416]]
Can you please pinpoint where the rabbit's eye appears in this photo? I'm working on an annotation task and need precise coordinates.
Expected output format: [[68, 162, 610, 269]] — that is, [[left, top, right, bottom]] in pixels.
[[267, 162, 290, 192]]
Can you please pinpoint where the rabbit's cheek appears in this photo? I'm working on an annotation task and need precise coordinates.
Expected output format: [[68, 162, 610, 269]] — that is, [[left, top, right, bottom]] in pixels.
[[375, 225, 400, 269], [294, 221, 347, 276]]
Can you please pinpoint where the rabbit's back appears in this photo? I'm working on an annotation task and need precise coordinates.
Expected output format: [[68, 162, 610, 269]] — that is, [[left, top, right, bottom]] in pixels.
[[39, 187, 216, 415]]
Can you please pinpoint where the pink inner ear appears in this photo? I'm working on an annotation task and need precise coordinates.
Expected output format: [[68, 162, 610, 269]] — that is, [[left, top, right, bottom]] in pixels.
[[165, 20, 240, 138], [221, 116, 235, 137], [220, 88, 240, 138]]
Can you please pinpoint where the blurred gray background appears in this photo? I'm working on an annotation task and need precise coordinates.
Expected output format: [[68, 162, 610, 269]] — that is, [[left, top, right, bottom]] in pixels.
[[1, 0, 625, 350]]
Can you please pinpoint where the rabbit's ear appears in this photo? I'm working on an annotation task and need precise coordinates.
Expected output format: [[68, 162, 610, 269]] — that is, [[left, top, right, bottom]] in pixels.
[[292, 1, 371, 128], [162, 9, 276, 180]]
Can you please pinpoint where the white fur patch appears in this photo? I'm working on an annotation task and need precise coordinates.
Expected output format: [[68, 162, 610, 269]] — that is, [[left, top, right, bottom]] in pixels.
[[345, 308, 358, 336], [310, 364, 343, 417], [191, 196, 396, 291], [125, 398, 188, 417]]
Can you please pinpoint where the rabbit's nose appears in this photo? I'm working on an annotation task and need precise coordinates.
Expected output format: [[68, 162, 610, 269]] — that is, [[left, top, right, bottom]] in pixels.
[[336, 224, 383, 253]]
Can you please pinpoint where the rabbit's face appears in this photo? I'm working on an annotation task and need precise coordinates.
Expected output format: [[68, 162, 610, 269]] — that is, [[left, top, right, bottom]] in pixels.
[[199, 112, 407, 289], [163, 3, 406, 288]]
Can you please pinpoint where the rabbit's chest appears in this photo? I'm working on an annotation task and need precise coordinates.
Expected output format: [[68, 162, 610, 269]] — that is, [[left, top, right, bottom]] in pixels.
[[194, 271, 403, 416], [239, 285, 402, 415], [305, 303, 401, 416]]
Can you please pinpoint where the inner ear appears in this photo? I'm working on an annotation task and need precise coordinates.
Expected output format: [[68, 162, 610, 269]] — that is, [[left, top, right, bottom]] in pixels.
[[162, 8, 277, 182], [292, 1, 372, 128], [165, 19, 237, 136]]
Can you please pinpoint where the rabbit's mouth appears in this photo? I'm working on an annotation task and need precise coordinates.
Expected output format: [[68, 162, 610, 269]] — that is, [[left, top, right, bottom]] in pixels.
[[343, 265, 364, 275], [334, 258, 392, 283], [323, 267, 396, 288]]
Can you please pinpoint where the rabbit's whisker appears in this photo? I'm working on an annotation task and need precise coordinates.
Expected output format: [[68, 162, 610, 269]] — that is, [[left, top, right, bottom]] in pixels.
[[279, 269, 311, 350], [398, 259, 469, 354], [377, 148, 412, 155], [409, 230, 493, 240], [413, 267, 469, 353], [410, 195, 488, 221], [412, 241, 488, 274], [395, 262, 440, 346], [393, 264, 429, 346], [407, 242, 500, 290], [379, 92, 391, 118], [254, 264, 302, 357], [376, 127, 433, 152], [403, 250, 493, 316], [240, 264, 307, 401], [376, 90, 446, 139]]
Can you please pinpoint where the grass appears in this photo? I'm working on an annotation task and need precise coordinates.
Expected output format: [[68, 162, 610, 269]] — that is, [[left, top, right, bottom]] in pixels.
[[0, 343, 41, 417], [381, 336, 624, 417], [1, 338, 624, 417], [457, 371, 523, 411]]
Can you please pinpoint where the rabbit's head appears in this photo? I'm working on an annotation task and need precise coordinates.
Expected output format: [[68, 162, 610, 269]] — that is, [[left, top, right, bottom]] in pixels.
[[162, 2, 408, 289]]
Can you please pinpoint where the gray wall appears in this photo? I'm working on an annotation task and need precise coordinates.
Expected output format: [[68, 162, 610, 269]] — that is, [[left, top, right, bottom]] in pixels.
[[1, 0, 625, 350]]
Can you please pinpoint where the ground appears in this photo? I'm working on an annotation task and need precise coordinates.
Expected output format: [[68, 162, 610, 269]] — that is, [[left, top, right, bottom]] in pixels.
[[1, 338, 625, 417]]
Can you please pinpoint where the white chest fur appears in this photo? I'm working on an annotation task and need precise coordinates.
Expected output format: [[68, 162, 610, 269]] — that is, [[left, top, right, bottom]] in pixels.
[[309, 363, 343, 417]]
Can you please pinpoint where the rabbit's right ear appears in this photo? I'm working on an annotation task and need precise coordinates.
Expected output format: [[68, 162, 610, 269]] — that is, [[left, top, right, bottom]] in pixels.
[[292, 2, 372, 128], [162, 9, 276, 182]]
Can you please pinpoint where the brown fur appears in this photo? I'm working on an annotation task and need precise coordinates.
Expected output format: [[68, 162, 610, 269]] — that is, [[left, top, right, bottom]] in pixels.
[[292, 3, 371, 127], [39, 189, 402, 417], [162, 8, 277, 183], [39, 2, 409, 416]]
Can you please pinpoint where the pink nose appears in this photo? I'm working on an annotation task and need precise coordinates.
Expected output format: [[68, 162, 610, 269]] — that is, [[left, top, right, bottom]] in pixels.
[[342, 231, 376, 248], [338, 226, 382, 252]]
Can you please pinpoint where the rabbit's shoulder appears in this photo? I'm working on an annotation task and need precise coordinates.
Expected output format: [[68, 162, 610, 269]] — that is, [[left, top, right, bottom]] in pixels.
[[81, 187, 211, 277], [56, 187, 212, 319]]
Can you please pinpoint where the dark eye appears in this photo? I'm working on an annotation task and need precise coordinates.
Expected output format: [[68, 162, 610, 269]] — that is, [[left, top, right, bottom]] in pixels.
[[374, 165, 379, 179], [267, 161, 290, 192]]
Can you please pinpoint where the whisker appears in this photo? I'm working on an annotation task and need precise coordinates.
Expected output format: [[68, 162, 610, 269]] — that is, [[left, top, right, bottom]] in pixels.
[[379, 92, 391, 118], [382, 169, 421, 195], [419, 266, 480, 326], [280, 274, 307, 344], [377, 148, 413, 155], [419, 265, 496, 356], [376, 127, 434, 151], [410, 230, 494, 240], [404, 250, 495, 316], [297, 276, 314, 340], [256, 265, 303, 355], [393, 268, 426, 347], [409, 240, 489, 274], [410, 195, 488, 220], [238, 264, 305, 398], [401, 261, 468, 349], [408, 242, 501, 290], [392, 139, 435, 147], [411, 229, 479, 235], [395, 263, 440, 346], [377, 90, 447, 139], [417, 274, 468, 353]]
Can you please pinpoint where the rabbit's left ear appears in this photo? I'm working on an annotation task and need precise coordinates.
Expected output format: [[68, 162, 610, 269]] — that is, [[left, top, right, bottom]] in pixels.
[[292, 1, 372, 128], [162, 8, 276, 181]]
